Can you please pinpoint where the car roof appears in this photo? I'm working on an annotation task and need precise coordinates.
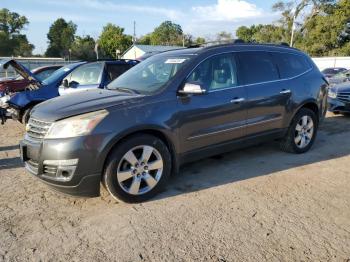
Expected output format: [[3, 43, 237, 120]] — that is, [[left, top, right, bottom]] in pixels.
[[156, 43, 305, 58], [32, 65, 62, 72]]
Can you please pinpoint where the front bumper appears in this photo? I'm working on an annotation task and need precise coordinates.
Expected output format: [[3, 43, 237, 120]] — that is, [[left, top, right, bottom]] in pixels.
[[328, 97, 350, 113], [19, 136, 103, 197]]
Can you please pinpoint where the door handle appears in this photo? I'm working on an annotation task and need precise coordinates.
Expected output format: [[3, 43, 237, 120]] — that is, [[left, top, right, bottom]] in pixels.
[[230, 98, 245, 103], [280, 89, 291, 94]]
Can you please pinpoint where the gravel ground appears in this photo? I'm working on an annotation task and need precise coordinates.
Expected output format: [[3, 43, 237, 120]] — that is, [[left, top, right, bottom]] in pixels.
[[0, 114, 350, 261]]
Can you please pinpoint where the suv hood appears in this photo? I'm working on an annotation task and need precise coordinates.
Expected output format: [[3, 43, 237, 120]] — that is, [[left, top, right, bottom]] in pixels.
[[0, 59, 41, 87], [30, 89, 144, 122]]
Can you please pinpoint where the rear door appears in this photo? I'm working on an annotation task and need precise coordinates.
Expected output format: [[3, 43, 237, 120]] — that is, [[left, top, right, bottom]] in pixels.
[[237, 51, 291, 136], [178, 53, 247, 153]]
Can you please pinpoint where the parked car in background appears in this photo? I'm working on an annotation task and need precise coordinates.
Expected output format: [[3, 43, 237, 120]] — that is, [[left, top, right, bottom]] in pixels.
[[321, 67, 347, 78], [0, 59, 62, 96], [19, 43, 328, 203], [328, 69, 350, 85], [1, 62, 86, 124], [58, 60, 138, 96], [328, 81, 350, 115]]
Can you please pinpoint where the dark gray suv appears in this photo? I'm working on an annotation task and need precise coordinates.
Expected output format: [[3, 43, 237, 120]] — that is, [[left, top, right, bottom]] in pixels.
[[20, 43, 328, 202]]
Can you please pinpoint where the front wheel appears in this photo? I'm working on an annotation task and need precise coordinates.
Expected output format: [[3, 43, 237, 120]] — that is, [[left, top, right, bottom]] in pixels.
[[280, 108, 318, 154], [103, 134, 172, 203]]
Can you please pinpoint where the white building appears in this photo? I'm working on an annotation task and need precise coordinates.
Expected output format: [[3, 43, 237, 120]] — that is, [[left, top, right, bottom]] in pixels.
[[312, 57, 350, 71], [122, 45, 183, 60]]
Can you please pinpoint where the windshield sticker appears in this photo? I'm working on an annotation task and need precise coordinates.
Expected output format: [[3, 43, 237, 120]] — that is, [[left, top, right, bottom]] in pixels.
[[63, 68, 70, 72], [165, 59, 187, 64]]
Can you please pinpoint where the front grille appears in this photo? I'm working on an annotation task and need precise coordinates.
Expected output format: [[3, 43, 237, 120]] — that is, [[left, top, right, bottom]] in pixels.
[[26, 118, 52, 141], [43, 165, 58, 176], [337, 92, 350, 103]]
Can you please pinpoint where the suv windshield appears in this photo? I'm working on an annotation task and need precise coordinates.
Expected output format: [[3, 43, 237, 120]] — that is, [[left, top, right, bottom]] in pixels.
[[107, 55, 190, 94]]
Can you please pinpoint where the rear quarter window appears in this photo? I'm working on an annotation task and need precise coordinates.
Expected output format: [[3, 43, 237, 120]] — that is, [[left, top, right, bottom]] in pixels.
[[272, 52, 312, 78]]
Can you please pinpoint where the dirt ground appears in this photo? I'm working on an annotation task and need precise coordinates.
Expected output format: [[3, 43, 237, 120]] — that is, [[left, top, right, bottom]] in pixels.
[[0, 113, 349, 261]]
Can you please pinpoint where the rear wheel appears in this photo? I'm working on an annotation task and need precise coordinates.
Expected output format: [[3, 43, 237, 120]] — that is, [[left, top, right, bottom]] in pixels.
[[103, 134, 172, 203], [280, 108, 318, 154]]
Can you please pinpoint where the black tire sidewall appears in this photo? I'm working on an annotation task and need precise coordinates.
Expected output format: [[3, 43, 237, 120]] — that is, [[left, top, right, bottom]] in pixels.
[[103, 134, 172, 203], [289, 108, 318, 154]]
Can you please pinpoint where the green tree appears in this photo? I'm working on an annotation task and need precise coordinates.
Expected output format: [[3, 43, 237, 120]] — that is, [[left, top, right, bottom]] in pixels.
[[195, 37, 206, 45], [150, 21, 183, 45], [71, 35, 96, 61], [236, 24, 288, 43], [295, 0, 350, 56], [0, 8, 34, 56], [216, 31, 233, 42], [45, 18, 77, 58], [98, 23, 132, 58], [138, 34, 152, 45]]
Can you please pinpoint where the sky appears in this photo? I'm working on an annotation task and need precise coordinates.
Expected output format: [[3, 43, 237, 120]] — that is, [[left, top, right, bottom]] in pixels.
[[2, 0, 279, 54]]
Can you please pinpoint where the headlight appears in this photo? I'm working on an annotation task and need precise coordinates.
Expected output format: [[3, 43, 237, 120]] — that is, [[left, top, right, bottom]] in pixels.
[[0, 95, 10, 107], [328, 89, 337, 99], [45, 110, 109, 139]]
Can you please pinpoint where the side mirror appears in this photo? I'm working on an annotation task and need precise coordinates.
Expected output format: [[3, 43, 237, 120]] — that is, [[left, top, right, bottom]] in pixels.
[[69, 80, 79, 88], [62, 79, 69, 88], [178, 83, 206, 95]]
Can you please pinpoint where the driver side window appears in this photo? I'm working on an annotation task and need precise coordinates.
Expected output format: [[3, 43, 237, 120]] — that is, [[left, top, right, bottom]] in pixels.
[[187, 53, 238, 91], [68, 62, 104, 86]]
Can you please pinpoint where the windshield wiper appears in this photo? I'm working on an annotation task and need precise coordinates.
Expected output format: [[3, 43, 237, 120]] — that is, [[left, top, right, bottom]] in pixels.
[[112, 87, 140, 94]]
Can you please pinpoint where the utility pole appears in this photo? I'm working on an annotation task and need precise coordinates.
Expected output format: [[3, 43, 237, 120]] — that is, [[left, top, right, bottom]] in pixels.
[[133, 21, 137, 59], [290, 12, 296, 47], [133, 21, 136, 44]]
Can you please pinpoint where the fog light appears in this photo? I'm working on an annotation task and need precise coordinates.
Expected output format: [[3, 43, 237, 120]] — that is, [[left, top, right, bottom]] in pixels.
[[43, 159, 78, 182]]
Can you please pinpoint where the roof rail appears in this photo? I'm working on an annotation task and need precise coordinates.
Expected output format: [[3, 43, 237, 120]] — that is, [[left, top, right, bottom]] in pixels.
[[279, 42, 290, 47]]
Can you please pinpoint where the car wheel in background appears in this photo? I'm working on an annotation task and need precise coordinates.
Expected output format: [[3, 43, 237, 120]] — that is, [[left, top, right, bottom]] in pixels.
[[280, 108, 318, 154], [103, 134, 172, 203]]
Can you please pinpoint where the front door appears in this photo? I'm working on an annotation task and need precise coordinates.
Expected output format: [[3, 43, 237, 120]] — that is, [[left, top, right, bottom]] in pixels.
[[177, 53, 247, 154]]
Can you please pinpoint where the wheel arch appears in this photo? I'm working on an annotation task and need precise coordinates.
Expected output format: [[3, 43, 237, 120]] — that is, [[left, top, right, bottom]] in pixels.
[[100, 127, 179, 181], [290, 99, 320, 126]]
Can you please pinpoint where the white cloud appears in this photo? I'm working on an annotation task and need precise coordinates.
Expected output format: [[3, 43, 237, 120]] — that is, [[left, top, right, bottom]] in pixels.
[[43, 0, 182, 20], [191, 0, 263, 22]]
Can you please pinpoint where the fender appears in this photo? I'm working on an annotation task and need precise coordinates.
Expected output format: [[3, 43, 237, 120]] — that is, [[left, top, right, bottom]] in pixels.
[[98, 124, 179, 178]]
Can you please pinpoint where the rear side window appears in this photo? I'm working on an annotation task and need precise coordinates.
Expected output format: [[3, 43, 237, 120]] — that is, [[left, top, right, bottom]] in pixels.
[[106, 64, 132, 81], [238, 51, 279, 85], [272, 52, 311, 78]]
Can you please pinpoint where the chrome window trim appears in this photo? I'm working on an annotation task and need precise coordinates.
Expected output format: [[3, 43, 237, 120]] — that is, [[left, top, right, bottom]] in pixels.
[[183, 50, 313, 94]]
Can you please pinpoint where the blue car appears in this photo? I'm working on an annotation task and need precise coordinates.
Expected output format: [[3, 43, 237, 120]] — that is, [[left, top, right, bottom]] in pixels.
[[3, 62, 85, 123], [58, 60, 138, 96], [3, 60, 138, 124]]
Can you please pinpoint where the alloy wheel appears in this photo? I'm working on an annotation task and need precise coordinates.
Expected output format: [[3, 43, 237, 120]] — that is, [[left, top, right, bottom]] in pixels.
[[294, 115, 314, 149], [116, 145, 163, 195]]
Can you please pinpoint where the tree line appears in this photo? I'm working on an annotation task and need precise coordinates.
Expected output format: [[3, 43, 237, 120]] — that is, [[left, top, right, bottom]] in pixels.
[[0, 0, 349, 59]]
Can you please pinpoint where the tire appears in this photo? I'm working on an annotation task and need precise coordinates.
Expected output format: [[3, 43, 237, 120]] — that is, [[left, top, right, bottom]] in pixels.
[[21, 106, 32, 124], [103, 134, 172, 203], [280, 108, 318, 154]]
